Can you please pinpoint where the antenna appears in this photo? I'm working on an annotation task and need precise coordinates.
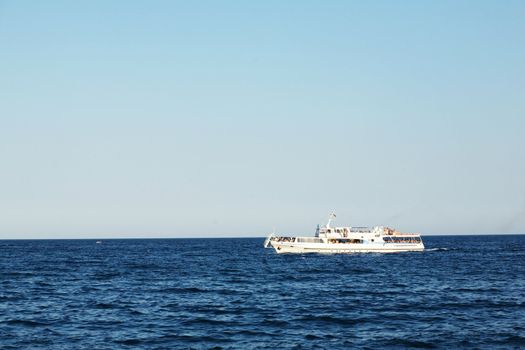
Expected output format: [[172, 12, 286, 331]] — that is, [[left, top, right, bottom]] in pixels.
[[326, 211, 336, 228]]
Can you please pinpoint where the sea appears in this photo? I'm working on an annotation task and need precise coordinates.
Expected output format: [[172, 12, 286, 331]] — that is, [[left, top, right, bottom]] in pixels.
[[0, 235, 524, 349]]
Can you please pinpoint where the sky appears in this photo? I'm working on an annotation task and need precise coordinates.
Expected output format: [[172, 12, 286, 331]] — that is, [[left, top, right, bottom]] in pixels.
[[1, 1, 524, 238]]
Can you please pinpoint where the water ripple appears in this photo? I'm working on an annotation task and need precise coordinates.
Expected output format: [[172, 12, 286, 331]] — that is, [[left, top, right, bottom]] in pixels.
[[0, 235, 524, 349]]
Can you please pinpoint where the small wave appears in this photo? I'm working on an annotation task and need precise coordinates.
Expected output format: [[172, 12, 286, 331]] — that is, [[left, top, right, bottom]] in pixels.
[[4, 319, 48, 327], [348, 267, 375, 274], [500, 335, 525, 346], [181, 318, 241, 326], [160, 286, 208, 294], [0, 295, 25, 302], [304, 334, 323, 340], [91, 272, 121, 280], [223, 329, 274, 337], [217, 268, 243, 273], [262, 319, 289, 327], [295, 315, 367, 326], [386, 338, 437, 348], [127, 309, 145, 315], [3, 271, 35, 277], [94, 302, 115, 309], [174, 334, 232, 343], [454, 287, 501, 293], [114, 338, 143, 346], [125, 263, 161, 269]]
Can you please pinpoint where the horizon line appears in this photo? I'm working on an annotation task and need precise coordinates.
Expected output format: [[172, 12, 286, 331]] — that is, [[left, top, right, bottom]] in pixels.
[[1, 232, 524, 240]]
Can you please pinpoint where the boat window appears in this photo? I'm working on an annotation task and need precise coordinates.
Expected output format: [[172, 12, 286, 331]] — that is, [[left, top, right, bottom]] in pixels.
[[329, 239, 363, 244], [296, 237, 323, 243], [350, 227, 372, 233], [273, 236, 294, 242]]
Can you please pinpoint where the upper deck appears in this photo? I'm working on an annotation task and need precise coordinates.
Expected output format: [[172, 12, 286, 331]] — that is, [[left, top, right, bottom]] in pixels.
[[317, 225, 420, 239]]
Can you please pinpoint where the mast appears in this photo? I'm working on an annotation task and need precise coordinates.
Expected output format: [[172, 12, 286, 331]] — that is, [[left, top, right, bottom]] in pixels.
[[326, 212, 336, 228]]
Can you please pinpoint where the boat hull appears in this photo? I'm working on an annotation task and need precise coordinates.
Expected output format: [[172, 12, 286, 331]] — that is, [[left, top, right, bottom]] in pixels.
[[270, 241, 424, 254]]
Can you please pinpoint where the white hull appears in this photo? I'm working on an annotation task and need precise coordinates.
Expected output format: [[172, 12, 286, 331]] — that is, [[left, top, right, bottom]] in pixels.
[[270, 241, 424, 254]]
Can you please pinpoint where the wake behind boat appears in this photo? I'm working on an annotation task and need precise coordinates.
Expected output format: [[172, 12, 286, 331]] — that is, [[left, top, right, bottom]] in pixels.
[[264, 213, 424, 253]]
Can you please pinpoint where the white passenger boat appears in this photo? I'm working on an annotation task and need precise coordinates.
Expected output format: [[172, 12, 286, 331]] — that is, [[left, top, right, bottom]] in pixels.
[[264, 213, 424, 254]]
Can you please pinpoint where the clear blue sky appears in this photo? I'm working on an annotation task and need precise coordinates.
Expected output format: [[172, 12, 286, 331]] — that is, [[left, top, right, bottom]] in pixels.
[[1, 1, 524, 238]]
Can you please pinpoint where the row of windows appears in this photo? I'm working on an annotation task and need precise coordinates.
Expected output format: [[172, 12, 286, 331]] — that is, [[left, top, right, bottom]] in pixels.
[[324, 228, 372, 234], [296, 237, 323, 243], [384, 236, 421, 243], [327, 239, 364, 244]]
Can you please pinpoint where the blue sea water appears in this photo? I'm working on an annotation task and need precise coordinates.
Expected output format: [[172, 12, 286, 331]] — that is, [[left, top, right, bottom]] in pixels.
[[0, 235, 524, 349]]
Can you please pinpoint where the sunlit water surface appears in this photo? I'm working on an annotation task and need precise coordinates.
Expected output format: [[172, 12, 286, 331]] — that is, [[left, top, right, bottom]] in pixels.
[[1, 235, 524, 349]]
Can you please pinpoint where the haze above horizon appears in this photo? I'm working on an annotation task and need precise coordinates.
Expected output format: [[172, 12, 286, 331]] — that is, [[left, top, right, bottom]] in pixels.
[[1, 1, 524, 239]]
